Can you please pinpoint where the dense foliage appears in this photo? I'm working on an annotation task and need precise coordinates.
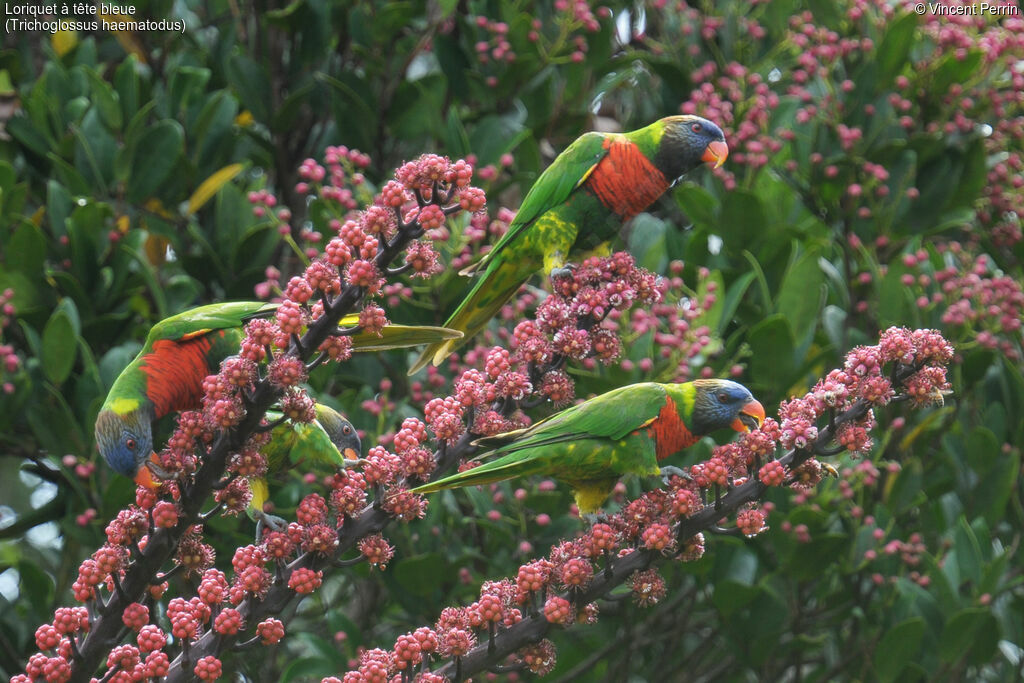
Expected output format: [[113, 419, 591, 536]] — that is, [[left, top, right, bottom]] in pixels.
[[0, 0, 1021, 681]]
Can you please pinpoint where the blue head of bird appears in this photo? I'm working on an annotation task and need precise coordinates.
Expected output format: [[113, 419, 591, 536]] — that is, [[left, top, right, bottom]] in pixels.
[[657, 115, 729, 182], [95, 408, 158, 487], [690, 379, 765, 435]]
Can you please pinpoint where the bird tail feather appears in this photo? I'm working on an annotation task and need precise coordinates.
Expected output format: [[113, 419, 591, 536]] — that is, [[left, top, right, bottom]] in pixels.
[[354, 324, 462, 353], [412, 454, 540, 495], [409, 258, 530, 375]]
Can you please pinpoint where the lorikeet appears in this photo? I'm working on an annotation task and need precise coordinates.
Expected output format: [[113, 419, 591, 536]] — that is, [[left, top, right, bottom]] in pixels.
[[94, 301, 459, 486], [411, 379, 763, 514], [248, 403, 361, 530], [410, 115, 728, 374]]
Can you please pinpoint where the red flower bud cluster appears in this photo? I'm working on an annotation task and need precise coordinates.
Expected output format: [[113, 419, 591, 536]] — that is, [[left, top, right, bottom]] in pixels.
[[357, 326, 952, 680]]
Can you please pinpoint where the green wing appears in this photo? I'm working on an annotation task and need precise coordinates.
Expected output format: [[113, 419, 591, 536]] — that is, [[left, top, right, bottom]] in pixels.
[[145, 301, 274, 346], [467, 132, 609, 272], [148, 301, 459, 351], [476, 382, 668, 453]]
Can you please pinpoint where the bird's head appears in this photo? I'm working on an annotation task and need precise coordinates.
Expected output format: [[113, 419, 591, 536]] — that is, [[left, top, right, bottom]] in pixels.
[[690, 379, 765, 436], [95, 407, 158, 488], [657, 115, 729, 181], [315, 404, 362, 461]]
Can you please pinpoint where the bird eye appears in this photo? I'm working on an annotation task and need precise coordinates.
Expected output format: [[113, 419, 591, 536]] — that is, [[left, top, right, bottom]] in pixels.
[[717, 392, 729, 403], [343, 426, 352, 435], [126, 438, 137, 451], [692, 122, 703, 133]]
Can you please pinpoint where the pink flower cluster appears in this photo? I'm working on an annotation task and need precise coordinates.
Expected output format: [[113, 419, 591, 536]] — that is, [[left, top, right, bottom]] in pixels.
[[469, 2, 603, 85], [668, 0, 1024, 243], [890, 248, 1023, 361], [12, 151, 490, 682], [0, 287, 20, 395], [421, 252, 663, 446], [362, 326, 953, 679], [295, 145, 371, 207]]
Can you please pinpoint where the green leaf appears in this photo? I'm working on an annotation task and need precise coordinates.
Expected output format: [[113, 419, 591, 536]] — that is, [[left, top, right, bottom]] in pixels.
[[126, 120, 184, 203], [775, 247, 825, 353], [6, 115, 51, 156], [226, 56, 271, 123], [392, 553, 444, 597], [46, 180, 73, 238], [931, 50, 982, 95], [113, 55, 141, 121], [674, 185, 718, 227], [627, 213, 667, 273], [822, 305, 847, 351], [715, 271, 755, 336], [952, 516, 982, 587], [748, 314, 795, 389], [876, 13, 918, 86], [717, 189, 766, 251], [939, 608, 999, 665], [18, 560, 55, 606], [945, 139, 987, 212], [41, 308, 78, 385], [975, 448, 1019, 526], [966, 426, 999, 472], [167, 65, 211, 116], [874, 617, 925, 683], [8, 223, 46, 276], [877, 264, 915, 328], [84, 68, 122, 131], [884, 458, 924, 514], [467, 113, 528, 166]]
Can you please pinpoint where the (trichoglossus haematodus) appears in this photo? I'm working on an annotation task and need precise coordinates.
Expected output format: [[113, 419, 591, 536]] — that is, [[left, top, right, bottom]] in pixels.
[[412, 379, 763, 514], [248, 403, 361, 531], [95, 301, 459, 486], [410, 115, 728, 374]]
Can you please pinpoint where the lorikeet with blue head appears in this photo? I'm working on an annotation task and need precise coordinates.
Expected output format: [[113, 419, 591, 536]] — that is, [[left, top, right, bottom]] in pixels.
[[412, 379, 763, 514], [94, 301, 458, 486], [410, 115, 728, 374], [248, 403, 362, 531]]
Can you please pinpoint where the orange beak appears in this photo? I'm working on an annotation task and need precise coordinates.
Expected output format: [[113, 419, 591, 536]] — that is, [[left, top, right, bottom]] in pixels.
[[133, 453, 161, 489], [342, 447, 359, 461], [731, 399, 766, 433], [701, 139, 729, 169]]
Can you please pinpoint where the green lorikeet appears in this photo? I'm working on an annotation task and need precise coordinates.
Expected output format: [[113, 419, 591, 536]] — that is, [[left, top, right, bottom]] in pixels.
[[410, 115, 728, 373], [412, 379, 763, 514], [94, 301, 459, 486], [248, 403, 361, 530]]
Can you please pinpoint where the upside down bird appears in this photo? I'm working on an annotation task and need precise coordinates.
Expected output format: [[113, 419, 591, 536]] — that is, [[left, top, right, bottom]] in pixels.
[[248, 403, 362, 531], [412, 379, 763, 514], [95, 301, 459, 486], [411, 115, 728, 373]]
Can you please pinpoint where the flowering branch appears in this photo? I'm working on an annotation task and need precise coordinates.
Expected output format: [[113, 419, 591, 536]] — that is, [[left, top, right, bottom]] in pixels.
[[341, 328, 952, 681], [12, 153, 487, 683]]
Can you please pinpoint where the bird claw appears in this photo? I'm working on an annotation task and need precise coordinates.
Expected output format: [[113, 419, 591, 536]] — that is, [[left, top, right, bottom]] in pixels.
[[549, 264, 576, 282], [342, 458, 369, 469], [581, 511, 610, 526], [254, 511, 288, 540], [659, 466, 691, 487]]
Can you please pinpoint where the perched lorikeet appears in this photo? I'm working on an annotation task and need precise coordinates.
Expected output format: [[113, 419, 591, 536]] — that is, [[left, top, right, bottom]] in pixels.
[[94, 301, 460, 486], [410, 115, 728, 374], [248, 403, 361, 530], [411, 379, 763, 514]]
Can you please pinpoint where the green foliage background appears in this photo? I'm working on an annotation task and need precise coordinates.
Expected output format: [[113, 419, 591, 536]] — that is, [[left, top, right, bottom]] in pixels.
[[0, 0, 1022, 680]]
